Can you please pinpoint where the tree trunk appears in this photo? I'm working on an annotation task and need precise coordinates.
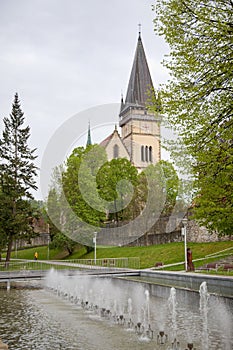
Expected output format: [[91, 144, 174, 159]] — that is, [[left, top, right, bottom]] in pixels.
[[114, 200, 118, 223], [5, 238, 13, 267], [66, 246, 72, 256]]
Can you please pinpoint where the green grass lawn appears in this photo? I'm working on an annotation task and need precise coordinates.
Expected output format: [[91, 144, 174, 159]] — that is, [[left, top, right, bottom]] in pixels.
[[6, 240, 233, 272], [78, 241, 233, 269], [9, 246, 62, 261]]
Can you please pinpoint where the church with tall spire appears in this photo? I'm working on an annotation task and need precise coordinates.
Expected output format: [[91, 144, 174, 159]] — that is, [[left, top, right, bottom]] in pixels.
[[94, 30, 161, 171]]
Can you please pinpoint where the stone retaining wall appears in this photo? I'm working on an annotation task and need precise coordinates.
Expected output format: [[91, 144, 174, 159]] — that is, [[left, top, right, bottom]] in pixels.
[[98, 215, 232, 247]]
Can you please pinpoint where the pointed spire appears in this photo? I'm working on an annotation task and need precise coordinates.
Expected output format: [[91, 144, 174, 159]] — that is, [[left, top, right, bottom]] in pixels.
[[122, 31, 154, 112], [86, 121, 92, 146], [138, 23, 142, 37]]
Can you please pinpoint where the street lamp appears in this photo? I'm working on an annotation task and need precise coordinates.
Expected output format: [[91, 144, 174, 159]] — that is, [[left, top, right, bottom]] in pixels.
[[47, 224, 50, 260], [181, 218, 188, 271], [15, 239, 18, 259], [93, 232, 97, 265]]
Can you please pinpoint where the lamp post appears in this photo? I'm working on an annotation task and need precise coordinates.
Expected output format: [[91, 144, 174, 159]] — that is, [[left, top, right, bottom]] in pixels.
[[47, 224, 50, 260], [93, 232, 97, 264], [181, 218, 188, 271], [15, 239, 18, 259]]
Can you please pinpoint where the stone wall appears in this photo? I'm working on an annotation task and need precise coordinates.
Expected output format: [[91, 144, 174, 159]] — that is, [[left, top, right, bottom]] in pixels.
[[12, 233, 50, 250], [129, 218, 232, 247], [98, 215, 232, 247], [186, 220, 232, 243]]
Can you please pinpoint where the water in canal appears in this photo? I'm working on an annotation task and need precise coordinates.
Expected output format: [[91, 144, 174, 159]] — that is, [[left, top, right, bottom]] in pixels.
[[0, 270, 232, 350]]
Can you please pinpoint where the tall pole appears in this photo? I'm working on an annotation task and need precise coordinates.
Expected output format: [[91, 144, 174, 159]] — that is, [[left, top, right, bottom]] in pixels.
[[47, 235, 50, 260], [182, 218, 188, 271], [93, 232, 97, 265], [15, 240, 18, 259], [47, 224, 50, 260]]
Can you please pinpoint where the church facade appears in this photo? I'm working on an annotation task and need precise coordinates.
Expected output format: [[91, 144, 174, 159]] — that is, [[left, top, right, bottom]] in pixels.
[[96, 32, 161, 171]]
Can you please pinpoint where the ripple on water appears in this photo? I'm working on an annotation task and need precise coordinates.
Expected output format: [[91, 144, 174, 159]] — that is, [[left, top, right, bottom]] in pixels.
[[0, 281, 232, 350]]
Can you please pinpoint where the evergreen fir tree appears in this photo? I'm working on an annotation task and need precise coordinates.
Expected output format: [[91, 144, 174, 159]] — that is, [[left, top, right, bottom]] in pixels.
[[0, 93, 38, 262]]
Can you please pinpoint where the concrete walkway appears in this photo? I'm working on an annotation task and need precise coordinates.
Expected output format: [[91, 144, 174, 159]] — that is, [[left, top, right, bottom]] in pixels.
[[1, 259, 232, 298]]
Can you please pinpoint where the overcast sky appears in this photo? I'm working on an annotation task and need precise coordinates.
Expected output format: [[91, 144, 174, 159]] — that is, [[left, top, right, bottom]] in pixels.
[[0, 0, 170, 199]]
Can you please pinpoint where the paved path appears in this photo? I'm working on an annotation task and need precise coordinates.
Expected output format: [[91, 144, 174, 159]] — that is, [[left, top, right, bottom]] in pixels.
[[1, 259, 232, 298], [0, 259, 140, 282]]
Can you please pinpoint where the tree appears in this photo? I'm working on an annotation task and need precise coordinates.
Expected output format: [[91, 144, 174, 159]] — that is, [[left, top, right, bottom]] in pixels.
[[155, 160, 179, 215], [96, 158, 138, 222], [62, 145, 107, 226], [153, 0, 233, 234], [135, 161, 179, 217], [0, 190, 8, 261], [46, 188, 77, 256], [60, 145, 107, 246], [46, 173, 77, 257], [0, 93, 38, 262]]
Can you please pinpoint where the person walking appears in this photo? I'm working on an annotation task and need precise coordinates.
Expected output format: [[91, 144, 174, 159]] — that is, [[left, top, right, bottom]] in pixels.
[[187, 248, 194, 271]]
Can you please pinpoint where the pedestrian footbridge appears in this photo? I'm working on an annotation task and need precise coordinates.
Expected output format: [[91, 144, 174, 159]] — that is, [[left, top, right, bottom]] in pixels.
[[0, 258, 140, 283]]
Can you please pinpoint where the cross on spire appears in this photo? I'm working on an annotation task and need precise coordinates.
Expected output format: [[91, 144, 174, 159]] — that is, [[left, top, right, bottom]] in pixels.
[[138, 23, 142, 36]]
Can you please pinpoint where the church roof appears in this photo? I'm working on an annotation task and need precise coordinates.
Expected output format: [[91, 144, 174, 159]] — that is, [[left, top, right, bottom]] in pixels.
[[99, 133, 113, 148], [120, 33, 154, 115], [99, 128, 130, 158]]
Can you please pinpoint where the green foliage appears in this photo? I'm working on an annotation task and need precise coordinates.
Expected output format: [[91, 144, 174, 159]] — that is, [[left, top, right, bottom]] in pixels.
[[45, 168, 77, 256], [46, 145, 107, 248], [46, 187, 61, 239], [0, 93, 37, 197], [135, 161, 179, 217], [154, 161, 179, 214], [96, 158, 138, 221], [50, 231, 76, 256], [153, 0, 233, 235], [0, 93, 38, 261], [62, 145, 107, 226]]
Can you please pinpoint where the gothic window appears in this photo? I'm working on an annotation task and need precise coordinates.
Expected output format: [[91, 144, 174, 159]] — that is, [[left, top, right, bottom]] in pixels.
[[149, 146, 152, 162], [141, 145, 144, 161], [145, 146, 148, 162], [113, 144, 119, 158]]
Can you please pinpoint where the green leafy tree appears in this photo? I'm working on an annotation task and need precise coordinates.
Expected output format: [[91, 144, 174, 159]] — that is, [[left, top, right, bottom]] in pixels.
[[59, 145, 107, 247], [153, 0, 233, 234], [62, 145, 107, 226], [136, 161, 179, 217], [46, 182, 77, 256], [46, 187, 62, 241], [96, 158, 138, 222], [0, 93, 37, 262], [192, 146, 233, 235], [156, 160, 179, 215]]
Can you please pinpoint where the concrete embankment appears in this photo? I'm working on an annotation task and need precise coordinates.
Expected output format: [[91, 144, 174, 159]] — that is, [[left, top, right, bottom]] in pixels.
[[122, 269, 233, 300]]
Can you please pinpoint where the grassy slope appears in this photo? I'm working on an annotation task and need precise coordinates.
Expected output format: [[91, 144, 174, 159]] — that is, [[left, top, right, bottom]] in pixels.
[[76, 241, 233, 269], [9, 241, 233, 270]]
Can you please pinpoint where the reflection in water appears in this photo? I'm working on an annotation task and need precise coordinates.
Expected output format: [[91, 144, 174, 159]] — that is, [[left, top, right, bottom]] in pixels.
[[0, 286, 163, 350], [0, 275, 232, 350]]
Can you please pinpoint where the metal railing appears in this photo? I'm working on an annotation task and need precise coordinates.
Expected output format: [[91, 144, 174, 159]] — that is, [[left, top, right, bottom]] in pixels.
[[51, 257, 140, 269], [0, 257, 140, 273], [0, 260, 65, 272]]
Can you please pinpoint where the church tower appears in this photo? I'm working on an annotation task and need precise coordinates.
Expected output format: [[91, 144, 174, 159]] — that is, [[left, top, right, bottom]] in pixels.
[[119, 31, 161, 171]]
